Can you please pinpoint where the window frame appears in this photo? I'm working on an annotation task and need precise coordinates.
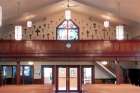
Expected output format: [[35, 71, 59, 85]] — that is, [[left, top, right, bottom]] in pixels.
[[56, 19, 80, 41]]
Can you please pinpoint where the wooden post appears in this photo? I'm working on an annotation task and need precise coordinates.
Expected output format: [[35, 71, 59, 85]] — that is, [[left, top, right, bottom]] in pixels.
[[0, 65, 2, 86], [16, 60, 20, 85], [115, 60, 124, 84]]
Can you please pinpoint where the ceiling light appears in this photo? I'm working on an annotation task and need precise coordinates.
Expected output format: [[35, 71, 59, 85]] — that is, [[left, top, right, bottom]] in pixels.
[[101, 61, 108, 65], [65, 9, 71, 20], [15, 25, 22, 40], [15, 1, 22, 41], [28, 61, 34, 65], [116, 25, 124, 40], [115, 1, 124, 40], [65, 0, 71, 20], [0, 6, 2, 27], [27, 20, 32, 28], [104, 20, 109, 28]]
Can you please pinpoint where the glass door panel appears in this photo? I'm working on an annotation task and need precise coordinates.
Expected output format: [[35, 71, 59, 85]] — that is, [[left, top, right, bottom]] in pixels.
[[2, 66, 16, 85], [69, 68, 78, 90], [57, 66, 79, 92], [21, 66, 33, 84], [44, 67, 52, 84], [83, 67, 92, 84], [58, 67, 67, 91]]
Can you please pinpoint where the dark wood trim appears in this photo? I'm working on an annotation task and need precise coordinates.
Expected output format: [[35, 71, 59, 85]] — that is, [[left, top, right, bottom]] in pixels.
[[0, 65, 2, 86], [115, 61, 124, 84], [16, 61, 20, 85], [0, 40, 140, 58], [95, 78, 116, 84]]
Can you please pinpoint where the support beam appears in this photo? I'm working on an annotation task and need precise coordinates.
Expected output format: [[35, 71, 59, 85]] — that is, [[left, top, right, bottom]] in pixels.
[[115, 60, 124, 84], [0, 65, 2, 86], [16, 60, 20, 85]]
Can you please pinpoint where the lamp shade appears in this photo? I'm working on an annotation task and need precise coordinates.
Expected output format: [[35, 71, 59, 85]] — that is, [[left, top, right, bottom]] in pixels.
[[0, 6, 2, 27], [27, 20, 32, 28], [104, 20, 109, 28], [15, 25, 22, 40], [65, 9, 71, 20], [116, 25, 124, 40]]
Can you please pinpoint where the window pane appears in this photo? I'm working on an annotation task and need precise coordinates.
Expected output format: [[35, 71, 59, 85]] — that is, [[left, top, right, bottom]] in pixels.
[[13, 66, 16, 78], [24, 66, 30, 76], [57, 20, 79, 40], [83, 68, 92, 84], [57, 29, 67, 40], [68, 29, 78, 40], [58, 67, 66, 90], [69, 68, 78, 90], [3, 66, 12, 78], [44, 67, 52, 84]]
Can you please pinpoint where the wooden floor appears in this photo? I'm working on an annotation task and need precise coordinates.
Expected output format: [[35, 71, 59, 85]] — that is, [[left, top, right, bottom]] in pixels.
[[1, 84, 140, 93], [83, 84, 140, 93], [0, 85, 53, 93]]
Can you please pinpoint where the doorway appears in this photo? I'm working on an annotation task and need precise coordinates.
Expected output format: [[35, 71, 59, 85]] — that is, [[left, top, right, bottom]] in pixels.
[[56, 66, 79, 92], [2, 65, 16, 85], [42, 66, 54, 84], [42, 65, 94, 92], [20, 65, 33, 84]]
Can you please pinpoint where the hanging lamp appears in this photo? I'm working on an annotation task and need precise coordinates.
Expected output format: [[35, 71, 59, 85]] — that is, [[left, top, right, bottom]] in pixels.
[[15, 0, 22, 40], [27, 20, 32, 28], [104, 20, 110, 28], [116, 0, 124, 40], [0, 6, 2, 27], [65, 0, 71, 20]]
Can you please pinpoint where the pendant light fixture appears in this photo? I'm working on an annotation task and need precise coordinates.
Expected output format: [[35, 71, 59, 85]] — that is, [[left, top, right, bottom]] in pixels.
[[116, 25, 124, 40], [15, 25, 22, 40], [104, 20, 109, 28], [27, 20, 32, 28], [0, 6, 2, 27], [116, 0, 124, 40], [65, 0, 71, 20], [15, 0, 22, 40]]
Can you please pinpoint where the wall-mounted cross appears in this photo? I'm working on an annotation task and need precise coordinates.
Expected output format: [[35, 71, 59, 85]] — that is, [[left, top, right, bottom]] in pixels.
[[35, 29, 40, 36]]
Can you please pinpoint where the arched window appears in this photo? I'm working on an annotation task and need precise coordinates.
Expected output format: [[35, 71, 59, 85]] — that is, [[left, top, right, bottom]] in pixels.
[[56, 20, 79, 40]]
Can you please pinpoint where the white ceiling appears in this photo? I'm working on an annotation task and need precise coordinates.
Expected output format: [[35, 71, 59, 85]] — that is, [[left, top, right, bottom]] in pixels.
[[76, 0, 140, 25], [0, 0, 140, 26]]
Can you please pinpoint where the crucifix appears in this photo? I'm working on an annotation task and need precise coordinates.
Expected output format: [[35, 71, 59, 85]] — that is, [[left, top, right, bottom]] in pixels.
[[35, 29, 40, 36]]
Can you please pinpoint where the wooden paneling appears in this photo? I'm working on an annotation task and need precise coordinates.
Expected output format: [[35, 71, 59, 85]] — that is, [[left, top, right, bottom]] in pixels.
[[33, 79, 42, 84], [0, 40, 140, 58], [0, 66, 2, 86]]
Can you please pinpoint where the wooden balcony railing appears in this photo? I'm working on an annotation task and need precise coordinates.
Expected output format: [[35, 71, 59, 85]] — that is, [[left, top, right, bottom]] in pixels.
[[0, 40, 140, 58]]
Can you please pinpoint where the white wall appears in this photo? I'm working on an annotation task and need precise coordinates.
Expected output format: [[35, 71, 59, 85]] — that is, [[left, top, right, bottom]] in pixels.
[[95, 65, 113, 79]]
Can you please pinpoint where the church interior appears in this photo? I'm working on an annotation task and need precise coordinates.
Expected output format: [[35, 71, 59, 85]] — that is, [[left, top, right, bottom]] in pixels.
[[0, 0, 140, 93]]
